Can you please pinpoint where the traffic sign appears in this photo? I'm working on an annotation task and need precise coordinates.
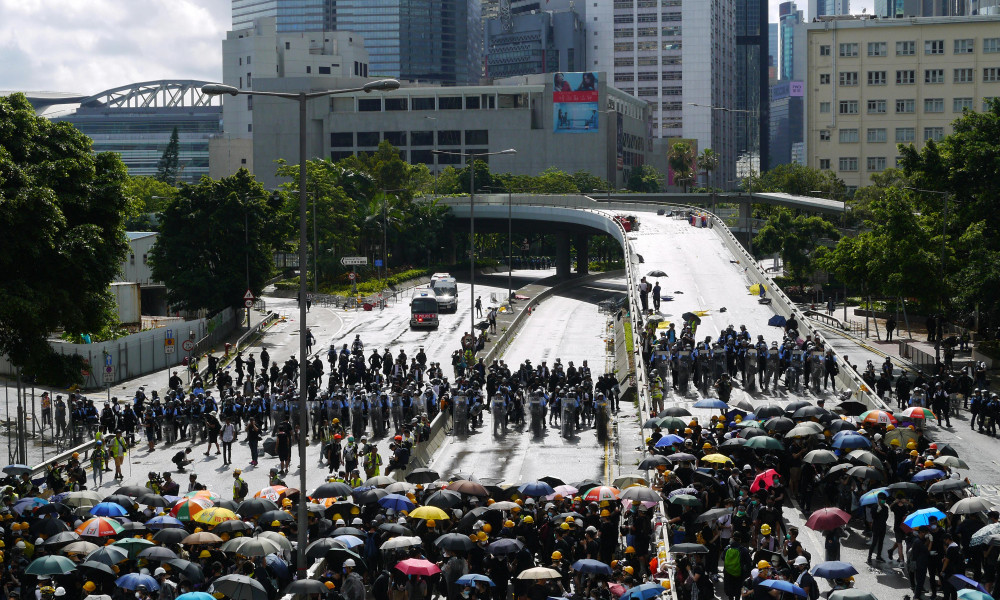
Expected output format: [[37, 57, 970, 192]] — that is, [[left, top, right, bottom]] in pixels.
[[243, 289, 255, 300], [164, 337, 175, 354], [105, 354, 113, 367], [374, 259, 383, 267], [103, 366, 114, 383], [341, 256, 368, 266], [348, 272, 356, 281], [182, 339, 195, 352], [244, 299, 254, 308]]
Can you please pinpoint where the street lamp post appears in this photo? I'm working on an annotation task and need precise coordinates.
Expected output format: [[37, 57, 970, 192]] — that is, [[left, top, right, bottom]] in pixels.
[[431, 149, 517, 336], [905, 186, 952, 364], [202, 78, 399, 578]]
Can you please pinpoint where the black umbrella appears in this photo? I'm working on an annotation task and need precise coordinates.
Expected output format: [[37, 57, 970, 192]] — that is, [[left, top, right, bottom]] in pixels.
[[259, 510, 294, 524], [214, 520, 254, 534], [137, 494, 171, 508], [112, 486, 147, 497], [284, 580, 329, 596], [30, 518, 70, 537], [887, 482, 923, 495], [681, 312, 701, 324], [755, 405, 785, 420], [262, 437, 277, 457], [928, 479, 971, 494], [784, 401, 812, 415], [405, 468, 441, 484], [695, 508, 733, 524], [211, 574, 267, 600], [763, 417, 795, 434], [436, 533, 475, 552], [153, 528, 188, 545], [826, 420, 858, 433], [426, 490, 463, 509], [237, 498, 279, 518], [311, 482, 354, 499], [121, 522, 147, 532], [488, 538, 525, 556], [354, 488, 389, 504], [325, 546, 366, 571], [793, 406, 830, 419], [737, 427, 767, 439], [332, 526, 365, 536], [935, 443, 960, 458], [168, 557, 209, 582], [79, 561, 116, 577], [847, 466, 884, 482], [660, 407, 691, 417], [638, 455, 671, 469], [41, 531, 80, 547], [305, 538, 343, 560], [454, 507, 492, 533], [571, 480, 602, 494], [378, 523, 414, 536], [647, 270, 667, 277], [217, 499, 240, 512], [103, 494, 137, 507], [824, 464, 852, 478], [538, 476, 565, 487], [836, 401, 868, 417], [670, 543, 709, 554]]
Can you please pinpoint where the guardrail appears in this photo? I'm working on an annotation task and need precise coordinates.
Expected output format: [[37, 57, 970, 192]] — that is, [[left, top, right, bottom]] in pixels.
[[30, 440, 98, 489], [804, 309, 848, 331]]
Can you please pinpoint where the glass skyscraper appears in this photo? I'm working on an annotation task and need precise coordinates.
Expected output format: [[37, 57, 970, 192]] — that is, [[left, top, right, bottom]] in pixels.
[[232, 0, 334, 32], [735, 0, 769, 174]]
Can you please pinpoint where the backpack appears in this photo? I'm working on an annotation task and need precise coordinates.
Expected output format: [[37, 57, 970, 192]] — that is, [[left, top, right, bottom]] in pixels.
[[238, 479, 249, 498], [723, 546, 743, 577]]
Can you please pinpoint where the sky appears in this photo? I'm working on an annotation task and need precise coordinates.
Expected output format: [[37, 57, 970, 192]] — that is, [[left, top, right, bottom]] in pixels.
[[0, 0, 876, 96]]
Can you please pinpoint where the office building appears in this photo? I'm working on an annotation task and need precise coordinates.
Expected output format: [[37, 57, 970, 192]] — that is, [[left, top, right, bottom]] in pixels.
[[483, 2, 587, 78], [873, 0, 1000, 16], [804, 15, 1000, 188], [809, 0, 850, 18], [769, 23, 779, 83], [735, 0, 770, 175], [48, 81, 222, 183], [210, 18, 369, 176], [232, 0, 335, 32], [769, 80, 805, 168], [779, 2, 803, 80], [213, 72, 656, 190], [335, 0, 483, 85]]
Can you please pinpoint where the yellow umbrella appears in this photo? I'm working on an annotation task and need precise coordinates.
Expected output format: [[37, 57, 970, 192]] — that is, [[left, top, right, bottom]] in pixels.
[[409, 506, 450, 521], [701, 453, 734, 464], [749, 283, 765, 295], [193, 507, 239, 526]]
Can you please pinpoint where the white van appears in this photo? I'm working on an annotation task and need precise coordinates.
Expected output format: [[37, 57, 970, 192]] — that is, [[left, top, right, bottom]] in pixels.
[[430, 275, 459, 312]]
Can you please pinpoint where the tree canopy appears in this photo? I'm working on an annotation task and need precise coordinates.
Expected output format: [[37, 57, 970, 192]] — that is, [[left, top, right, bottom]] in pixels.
[[747, 163, 846, 200], [0, 93, 134, 383], [155, 126, 181, 185], [753, 208, 840, 283]]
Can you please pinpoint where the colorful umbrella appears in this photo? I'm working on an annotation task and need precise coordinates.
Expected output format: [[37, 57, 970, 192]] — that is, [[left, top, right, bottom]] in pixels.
[[758, 580, 806, 597], [912, 469, 947, 483], [859, 488, 889, 506], [13, 497, 49, 515], [396, 558, 441, 576], [901, 407, 936, 420], [750, 469, 780, 493], [805, 508, 851, 531], [832, 434, 870, 450], [622, 583, 666, 600], [193, 507, 239, 526], [859, 410, 896, 425], [171, 498, 213, 521], [583, 486, 621, 502], [147, 515, 185, 530], [572, 559, 613, 575], [810, 561, 858, 579], [518, 481, 555, 497], [378, 493, 416, 512], [184, 489, 223, 502], [253, 486, 288, 503], [116, 574, 160, 591], [75, 517, 124, 538]]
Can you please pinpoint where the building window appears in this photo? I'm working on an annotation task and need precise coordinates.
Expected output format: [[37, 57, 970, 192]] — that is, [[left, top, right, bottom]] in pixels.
[[383, 131, 406, 146], [820, 74, 830, 84], [285, 42, 290, 50], [129, 253, 135, 265], [953, 97, 973, 112], [410, 150, 435, 165], [636, 27, 657, 37], [985, 38, 1000, 53], [330, 132, 353, 147], [358, 98, 381, 112], [838, 100, 857, 114], [465, 96, 481, 109], [305, 66, 311, 73], [615, 57, 636, 67], [614, 42, 635, 52], [839, 72, 858, 86], [868, 42, 887, 57], [438, 130, 461, 145], [924, 98, 944, 113], [895, 70, 915, 85], [839, 43, 859, 57], [954, 39, 974, 54], [867, 128, 887, 143], [820, 44, 831, 56], [924, 127, 945, 141], [954, 68, 974, 83], [819, 102, 831, 113], [616, 73, 636, 82], [839, 129, 859, 143], [247, 124, 252, 132], [866, 157, 887, 172], [412, 97, 435, 110], [924, 69, 944, 84], [985, 67, 1000, 82], [318, 66, 331, 74], [614, 28, 634, 38], [410, 131, 433, 146], [867, 71, 887, 86], [896, 41, 915, 56], [820, 130, 831, 141], [839, 157, 859, 171], [925, 40, 944, 55], [465, 130, 489, 145], [867, 99, 887, 114], [357, 131, 380, 146], [439, 96, 463, 110], [895, 127, 915, 143], [247, 95, 252, 111], [819, 159, 831, 169], [385, 98, 408, 111], [896, 99, 915, 114]]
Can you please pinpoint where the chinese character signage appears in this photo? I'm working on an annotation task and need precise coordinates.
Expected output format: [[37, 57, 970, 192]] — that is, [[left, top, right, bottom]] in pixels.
[[553, 72, 600, 134]]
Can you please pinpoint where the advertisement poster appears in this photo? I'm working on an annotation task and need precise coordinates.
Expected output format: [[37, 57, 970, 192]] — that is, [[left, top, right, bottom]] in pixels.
[[553, 72, 600, 133]]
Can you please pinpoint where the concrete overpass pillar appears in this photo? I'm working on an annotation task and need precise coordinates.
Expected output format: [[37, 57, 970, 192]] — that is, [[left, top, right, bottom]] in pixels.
[[556, 231, 571, 278], [575, 234, 589, 275]]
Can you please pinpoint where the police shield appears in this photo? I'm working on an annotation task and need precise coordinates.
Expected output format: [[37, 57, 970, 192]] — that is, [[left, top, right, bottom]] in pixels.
[[677, 350, 692, 393], [745, 348, 758, 391], [453, 395, 469, 436], [713, 344, 727, 379], [654, 350, 671, 384], [810, 351, 824, 393], [351, 399, 365, 437], [595, 396, 609, 443], [491, 397, 507, 435], [529, 396, 543, 436], [561, 401, 574, 438]]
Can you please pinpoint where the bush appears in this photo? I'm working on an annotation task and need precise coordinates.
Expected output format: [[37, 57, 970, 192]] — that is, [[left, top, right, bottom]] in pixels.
[[589, 260, 625, 272], [977, 340, 1000, 359]]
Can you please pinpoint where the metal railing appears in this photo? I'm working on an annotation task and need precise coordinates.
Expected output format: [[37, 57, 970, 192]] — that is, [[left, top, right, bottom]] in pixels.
[[30, 440, 97, 488]]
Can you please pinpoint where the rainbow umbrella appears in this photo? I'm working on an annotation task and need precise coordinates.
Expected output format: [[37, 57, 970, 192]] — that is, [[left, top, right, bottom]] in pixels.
[[192, 507, 238, 526], [75, 517, 124, 538], [171, 498, 214, 521], [184, 489, 223, 503], [901, 407, 937, 421], [582, 486, 621, 503], [859, 410, 897, 425], [253, 486, 288, 503]]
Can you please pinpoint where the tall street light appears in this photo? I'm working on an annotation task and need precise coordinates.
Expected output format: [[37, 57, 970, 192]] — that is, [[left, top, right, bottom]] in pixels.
[[905, 186, 952, 364], [202, 78, 400, 578], [431, 149, 517, 337]]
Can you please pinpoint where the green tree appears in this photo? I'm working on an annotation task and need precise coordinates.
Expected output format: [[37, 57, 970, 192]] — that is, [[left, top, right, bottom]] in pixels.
[[155, 126, 181, 185], [753, 208, 840, 282], [0, 93, 134, 383], [748, 163, 846, 199], [571, 170, 612, 193], [626, 164, 663, 193], [697, 148, 719, 188], [667, 142, 695, 191], [150, 168, 288, 312]]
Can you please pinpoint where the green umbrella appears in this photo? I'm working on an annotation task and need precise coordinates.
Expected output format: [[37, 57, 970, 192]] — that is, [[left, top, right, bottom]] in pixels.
[[744, 436, 785, 451], [26, 555, 77, 576], [83, 545, 129, 566], [668, 494, 702, 507], [112, 537, 155, 558], [658, 417, 687, 431]]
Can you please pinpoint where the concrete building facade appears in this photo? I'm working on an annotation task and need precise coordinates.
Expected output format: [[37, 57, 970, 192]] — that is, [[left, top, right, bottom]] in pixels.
[[804, 15, 1000, 188], [809, 0, 850, 18], [874, 0, 1000, 15], [483, 3, 587, 78], [232, 0, 335, 32]]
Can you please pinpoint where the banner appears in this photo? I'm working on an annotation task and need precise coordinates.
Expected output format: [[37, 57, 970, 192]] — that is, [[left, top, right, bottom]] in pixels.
[[553, 72, 600, 134]]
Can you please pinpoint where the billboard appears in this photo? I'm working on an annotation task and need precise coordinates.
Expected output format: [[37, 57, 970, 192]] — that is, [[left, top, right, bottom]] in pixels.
[[553, 72, 599, 134]]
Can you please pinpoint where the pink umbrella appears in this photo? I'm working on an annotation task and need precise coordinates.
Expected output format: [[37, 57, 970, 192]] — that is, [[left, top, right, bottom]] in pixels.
[[396, 558, 441, 576], [546, 485, 579, 500], [608, 583, 627, 598], [749, 469, 779, 493]]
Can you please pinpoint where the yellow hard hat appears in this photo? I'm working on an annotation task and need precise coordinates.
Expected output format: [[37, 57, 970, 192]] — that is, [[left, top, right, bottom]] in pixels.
[[757, 560, 771, 569], [72, 453, 80, 460], [886, 424, 896, 431], [611, 560, 619, 568], [924, 460, 935, 468], [600, 509, 611, 517], [483, 524, 492, 533], [760, 524, 771, 535], [325, 582, 335, 590], [624, 566, 634, 575], [504, 520, 515, 528], [625, 546, 635, 554], [703, 443, 712, 449], [552, 551, 563, 560], [906, 441, 917, 450], [271, 521, 281, 527], [715, 423, 724, 429], [282, 498, 293, 507], [234, 469, 242, 476], [523, 516, 534, 524], [565, 516, 575, 523], [332, 419, 340, 424], [194, 527, 204, 533], [573, 496, 582, 502], [83, 583, 96, 593], [890, 439, 901, 446], [200, 550, 212, 558], [734, 414, 743, 423], [426, 520, 436, 528], [910, 450, 919, 457], [689, 420, 697, 427], [515, 499, 524, 506], [487, 499, 496, 506], [220, 533, 230, 541], [469, 534, 479, 542], [511, 506, 521, 513], [684, 428, 693, 434], [645, 437, 653, 444], [477, 532, 488, 541], [560, 523, 570, 530]]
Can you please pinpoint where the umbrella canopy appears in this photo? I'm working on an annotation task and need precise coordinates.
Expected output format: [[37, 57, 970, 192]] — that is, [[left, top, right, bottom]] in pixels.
[[836, 401, 868, 417], [176, 593, 217, 600], [828, 591, 878, 600], [153, 528, 189, 545], [620, 487, 661, 503], [448, 480, 489, 496], [411, 505, 450, 520], [583, 486, 621, 502], [695, 508, 733, 524], [63, 540, 101, 555], [612, 475, 648, 488], [79, 561, 116, 577], [660, 406, 691, 417], [76, 517, 124, 538], [382, 536, 423, 551], [116, 573, 160, 591], [701, 453, 733, 465], [211, 574, 267, 600], [516, 567, 562, 580], [518, 481, 556, 497], [901, 406, 936, 420], [456, 574, 495, 587], [758, 580, 806, 597], [622, 583, 666, 600], [166, 558, 206, 583], [488, 538, 525, 556], [257, 530, 293, 553], [378, 494, 417, 512], [806, 508, 851, 531], [333, 535, 364, 549], [436, 533, 475, 552], [832, 434, 871, 450], [859, 488, 889, 507], [63, 491, 104, 508], [183, 532, 223, 545], [847, 450, 885, 470], [138, 546, 179, 562], [572, 559, 613, 575], [237, 498, 279, 518], [84, 545, 129, 566], [912, 469, 947, 483], [693, 399, 728, 410], [637, 456, 671, 470], [193, 507, 238, 526], [647, 269, 667, 277], [811, 561, 858, 579], [934, 456, 971, 470], [745, 437, 784, 451], [405, 468, 441, 484], [803, 450, 838, 465], [904, 508, 948, 528], [859, 410, 896, 425], [426, 490, 463, 509], [654, 434, 686, 448], [221, 537, 280, 557], [750, 469, 780, 493], [171, 498, 213, 521], [955, 592, 992, 600], [147, 515, 185, 530], [668, 494, 701, 507], [396, 558, 442, 576], [283, 580, 329, 596], [928, 479, 971, 494], [951, 497, 994, 515], [311, 481, 354, 499], [949, 574, 989, 594], [657, 417, 688, 431], [113, 538, 155, 559], [89, 502, 129, 517], [44, 531, 82, 547], [972, 523, 1000, 546], [785, 425, 822, 439], [137, 494, 171, 508], [847, 466, 884, 482], [667, 452, 697, 462], [763, 417, 795, 433], [26, 555, 77, 576], [669, 543, 709, 554]]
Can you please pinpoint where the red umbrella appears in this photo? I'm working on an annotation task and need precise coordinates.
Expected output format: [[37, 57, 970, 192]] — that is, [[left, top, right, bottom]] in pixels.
[[396, 558, 441, 576], [749, 469, 779, 493], [805, 507, 851, 531]]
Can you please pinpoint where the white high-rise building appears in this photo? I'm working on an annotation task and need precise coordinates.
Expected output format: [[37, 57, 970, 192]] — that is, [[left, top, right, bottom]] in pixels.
[[591, 0, 736, 187]]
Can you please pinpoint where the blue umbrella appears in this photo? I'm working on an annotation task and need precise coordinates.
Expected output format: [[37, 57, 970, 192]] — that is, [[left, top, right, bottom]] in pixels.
[[147, 515, 184, 530], [176, 593, 215, 600], [378, 493, 416, 512], [956, 591, 993, 600], [654, 434, 686, 448], [859, 488, 889, 507], [950, 574, 989, 594], [265, 554, 290, 580], [333, 535, 365, 549], [758, 580, 806, 597], [13, 497, 48, 515], [832, 434, 870, 449], [912, 469, 947, 483], [90, 502, 129, 517], [456, 574, 495, 587], [693, 399, 728, 410], [518, 481, 555, 497], [571, 559, 613, 576], [116, 573, 160, 591], [622, 583, 666, 600], [810, 561, 858, 579], [2, 464, 31, 476], [904, 508, 948, 528]]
